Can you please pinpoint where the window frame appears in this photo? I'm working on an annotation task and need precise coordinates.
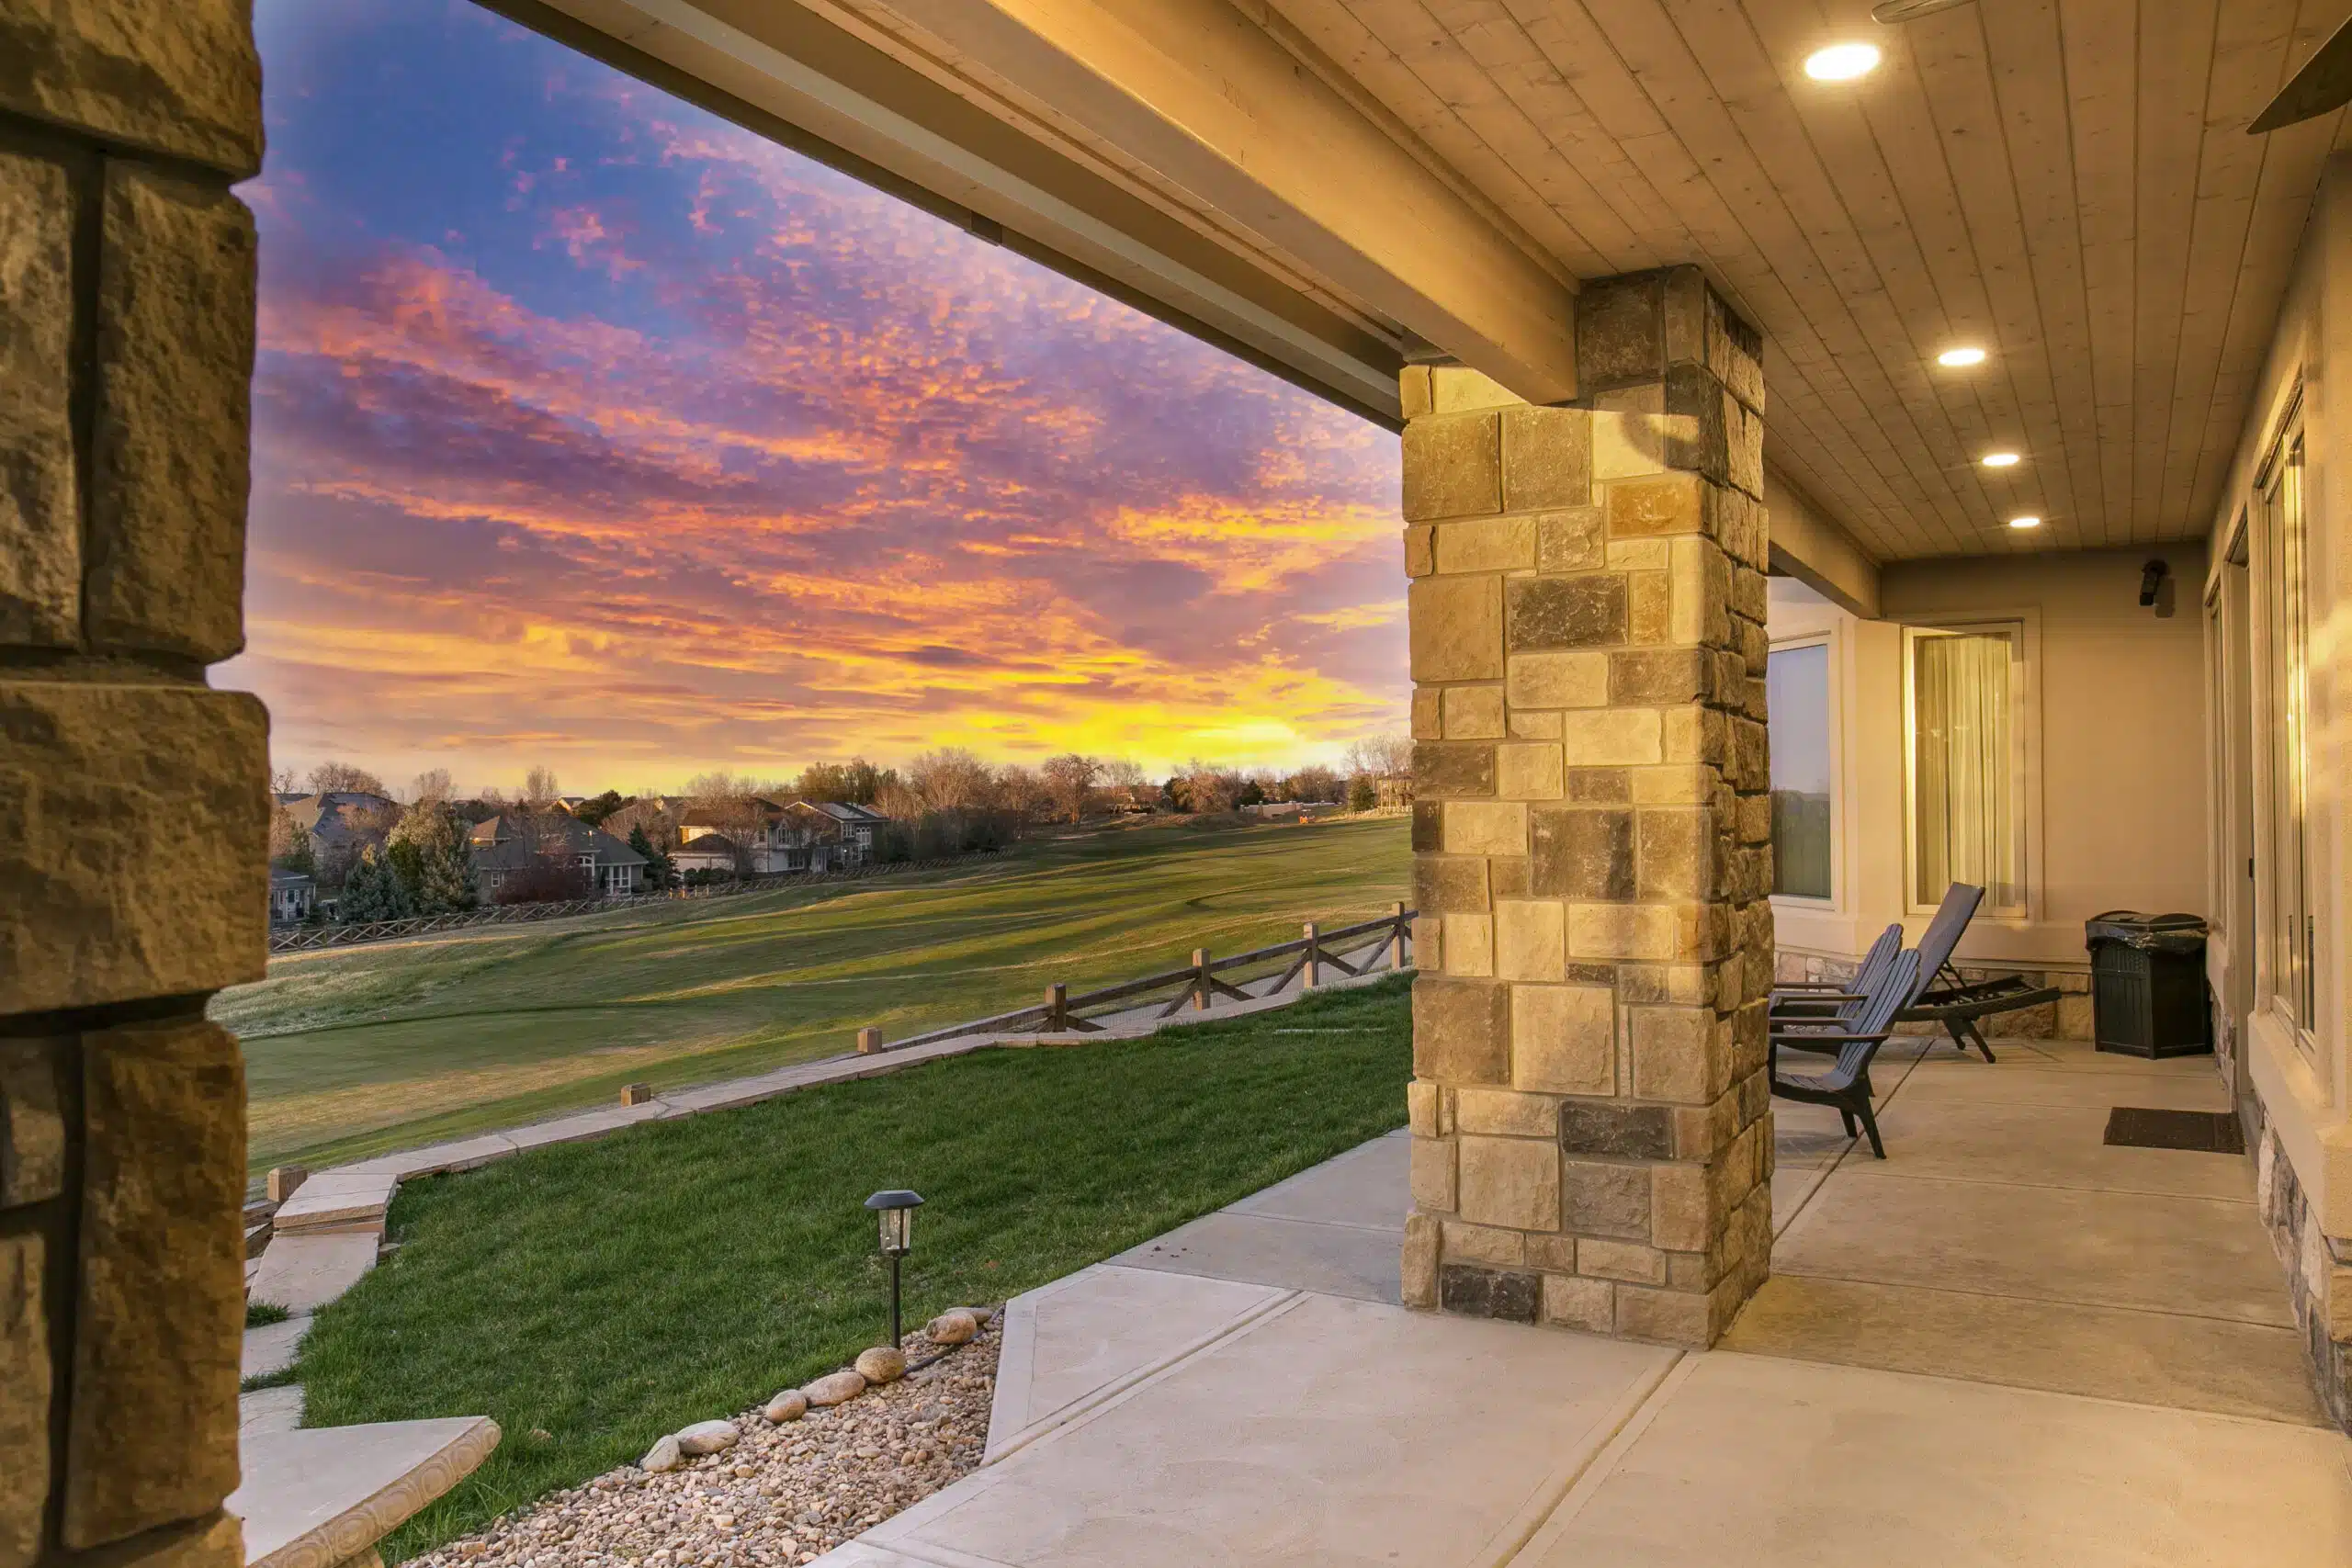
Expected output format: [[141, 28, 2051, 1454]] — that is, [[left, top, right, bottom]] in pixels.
[[1765, 629, 1839, 909], [1901, 616, 2034, 920], [2252, 408, 2317, 1059]]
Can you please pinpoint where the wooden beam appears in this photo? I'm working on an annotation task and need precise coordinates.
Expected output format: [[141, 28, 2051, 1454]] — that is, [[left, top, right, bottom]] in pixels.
[[1766, 464, 1882, 621]]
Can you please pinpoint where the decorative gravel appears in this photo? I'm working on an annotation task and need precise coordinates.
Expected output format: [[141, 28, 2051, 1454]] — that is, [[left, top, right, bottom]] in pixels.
[[416, 1318, 1001, 1568]]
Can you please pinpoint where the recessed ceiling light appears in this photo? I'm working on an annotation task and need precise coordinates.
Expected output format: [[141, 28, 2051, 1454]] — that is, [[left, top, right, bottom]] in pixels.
[[1981, 451, 2020, 468], [1804, 42, 1883, 81], [2007, 514, 2041, 530], [1937, 345, 1987, 367]]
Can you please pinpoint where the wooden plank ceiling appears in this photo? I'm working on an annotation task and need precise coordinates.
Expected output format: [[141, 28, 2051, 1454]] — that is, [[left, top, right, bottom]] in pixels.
[[1251, 0, 2352, 559]]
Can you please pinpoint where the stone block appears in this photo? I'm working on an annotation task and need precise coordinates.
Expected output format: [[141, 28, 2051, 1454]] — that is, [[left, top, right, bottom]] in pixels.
[[1561, 1159, 1650, 1240], [86, 166, 256, 662], [1510, 984, 1614, 1095], [1412, 856, 1488, 915], [65, 1019, 245, 1547], [1567, 768, 1633, 804], [1408, 1134, 1457, 1212], [1607, 538, 1670, 572], [1442, 800, 1526, 856], [1506, 575, 1626, 650], [0, 682, 268, 1013], [1527, 1233, 1577, 1272], [1542, 1271, 1614, 1333], [1409, 801, 1442, 852], [1495, 742, 1565, 800], [1613, 1284, 1712, 1346], [1500, 406, 1592, 511], [1661, 362, 1728, 484], [1442, 1220, 1528, 1268], [1402, 525, 1433, 577], [1433, 515, 1534, 573], [0, 1040, 66, 1208], [1407, 1079, 1442, 1137], [1559, 1100, 1675, 1159], [1577, 272, 1663, 389], [1398, 366, 1432, 419], [1530, 807, 1634, 900], [1559, 708, 1663, 766], [1430, 365, 1520, 413], [1636, 808, 1714, 899], [1455, 1088, 1558, 1139], [1489, 857, 1530, 897], [1457, 1136, 1559, 1231], [1591, 403, 1670, 482], [0, 149, 80, 649], [1440, 685, 1505, 739], [1577, 1237, 1667, 1285], [1440, 1264, 1538, 1322], [1662, 705, 1729, 767], [1632, 766, 1715, 807], [1569, 903, 1688, 962], [1630, 1007, 1726, 1104], [1411, 688, 1442, 739], [1414, 741, 1495, 797], [2, 1233, 48, 1568], [1508, 709, 1564, 739], [1607, 473, 1709, 538], [1400, 1213, 1439, 1309], [0, 1, 262, 176], [77, 1512, 243, 1568], [1402, 413, 1500, 521], [1412, 978, 1510, 1085], [1506, 650, 1608, 710], [1610, 649, 1713, 706], [1492, 898, 1565, 982], [1627, 571, 1671, 644], [1408, 576, 1503, 681], [1443, 912, 1492, 976], [1536, 507, 1606, 571]]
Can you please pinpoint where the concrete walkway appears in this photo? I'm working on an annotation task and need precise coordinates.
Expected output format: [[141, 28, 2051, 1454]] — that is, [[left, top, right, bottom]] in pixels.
[[822, 1037, 2352, 1567]]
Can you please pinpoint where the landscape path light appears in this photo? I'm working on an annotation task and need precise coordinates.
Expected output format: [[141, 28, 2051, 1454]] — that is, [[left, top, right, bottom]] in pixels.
[[865, 1188, 924, 1350]]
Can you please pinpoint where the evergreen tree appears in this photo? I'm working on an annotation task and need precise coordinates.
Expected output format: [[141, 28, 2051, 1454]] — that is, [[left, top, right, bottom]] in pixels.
[[337, 845, 415, 923], [390, 801, 480, 913], [628, 824, 673, 891], [1348, 774, 1377, 812]]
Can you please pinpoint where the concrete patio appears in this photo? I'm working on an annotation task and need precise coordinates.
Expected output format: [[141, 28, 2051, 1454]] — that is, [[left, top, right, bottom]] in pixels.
[[819, 1037, 2352, 1566]]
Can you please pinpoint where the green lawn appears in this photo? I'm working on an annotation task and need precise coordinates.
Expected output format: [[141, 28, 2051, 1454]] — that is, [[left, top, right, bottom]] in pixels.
[[298, 977, 1413, 1560], [217, 817, 1408, 1172]]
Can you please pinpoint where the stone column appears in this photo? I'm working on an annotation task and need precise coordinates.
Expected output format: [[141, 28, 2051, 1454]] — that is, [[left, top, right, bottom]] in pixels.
[[3, 9, 268, 1568], [1398, 266, 1774, 1347]]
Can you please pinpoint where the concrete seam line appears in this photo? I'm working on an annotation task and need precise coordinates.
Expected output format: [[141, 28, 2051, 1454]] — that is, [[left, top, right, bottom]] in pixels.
[[1495, 1352, 1694, 1567], [980, 1288, 1307, 1467]]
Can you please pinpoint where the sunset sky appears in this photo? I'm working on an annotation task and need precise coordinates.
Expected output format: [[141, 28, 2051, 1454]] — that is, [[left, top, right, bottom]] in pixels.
[[222, 0, 1407, 795]]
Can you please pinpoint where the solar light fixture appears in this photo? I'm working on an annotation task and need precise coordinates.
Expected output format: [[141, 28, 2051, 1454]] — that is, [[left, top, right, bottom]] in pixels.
[[865, 1189, 923, 1349]]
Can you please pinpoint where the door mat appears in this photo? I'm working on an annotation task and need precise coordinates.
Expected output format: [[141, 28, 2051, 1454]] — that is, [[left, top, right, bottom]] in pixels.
[[2102, 1107, 2245, 1154]]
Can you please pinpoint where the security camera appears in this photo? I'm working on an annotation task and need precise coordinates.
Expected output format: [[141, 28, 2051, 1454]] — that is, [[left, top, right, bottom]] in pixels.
[[2139, 559, 2167, 607]]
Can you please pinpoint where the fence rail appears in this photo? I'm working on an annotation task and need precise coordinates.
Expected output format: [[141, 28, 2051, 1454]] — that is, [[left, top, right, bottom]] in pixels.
[[266, 850, 1006, 953], [872, 903, 1417, 1052]]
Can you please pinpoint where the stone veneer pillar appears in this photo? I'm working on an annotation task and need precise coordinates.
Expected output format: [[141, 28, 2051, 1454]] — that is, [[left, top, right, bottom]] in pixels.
[[1398, 267, 1775, 1347], [3, 9, 268, 1568]]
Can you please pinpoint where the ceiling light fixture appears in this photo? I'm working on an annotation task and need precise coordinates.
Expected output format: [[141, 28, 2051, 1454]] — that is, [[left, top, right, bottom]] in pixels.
[[1981, 451, 2020, 468], [1937, 345, 1987, 367], [2007, 514, 2041, 530], [1871, 0, 1976, 21], [1804, 42, 1882, 81]]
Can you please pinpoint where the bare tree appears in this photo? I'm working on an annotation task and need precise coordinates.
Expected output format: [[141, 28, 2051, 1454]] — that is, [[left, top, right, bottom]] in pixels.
[[409, 767, 454, 806], [306, 761, 387, 796], [1099, 758, 1147, 789], [1285, 765, 1342, 804], [904, 749, 997, 813], [996, 763, 1053, 827], [524, 764, 562, 811], [1344, 734, 1414, 779], [1180, 760, 1241, 815], [1041, 753, 1100, 823]]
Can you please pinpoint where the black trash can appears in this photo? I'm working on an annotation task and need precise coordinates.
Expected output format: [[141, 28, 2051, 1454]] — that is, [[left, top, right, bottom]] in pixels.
[[2085, 912, 2211, 1059]]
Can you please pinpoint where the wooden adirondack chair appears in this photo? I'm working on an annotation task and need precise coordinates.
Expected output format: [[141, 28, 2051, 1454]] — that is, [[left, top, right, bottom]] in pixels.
[[1770, 921, 1903, 1028], [1770, 949, 1920, 1159]]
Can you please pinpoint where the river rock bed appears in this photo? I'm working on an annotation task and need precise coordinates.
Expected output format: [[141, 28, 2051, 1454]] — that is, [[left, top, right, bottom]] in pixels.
[[414, 1317, 1001, 1568]]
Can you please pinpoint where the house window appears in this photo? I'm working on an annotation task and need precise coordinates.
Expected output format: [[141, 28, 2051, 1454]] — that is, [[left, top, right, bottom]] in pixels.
[[1767, 638, 1833, 900], [2259, 432, 2315, 1042], [1905, 622, 2025, 915]]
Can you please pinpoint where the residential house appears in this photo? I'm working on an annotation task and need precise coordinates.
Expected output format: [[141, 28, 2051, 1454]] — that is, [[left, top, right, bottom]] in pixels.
[[675, 796, 889, 874], [467, 813, 647, 900], [811, 800, 888, 865], [278, 790, 400, 885], [266, 869, 314, 924]]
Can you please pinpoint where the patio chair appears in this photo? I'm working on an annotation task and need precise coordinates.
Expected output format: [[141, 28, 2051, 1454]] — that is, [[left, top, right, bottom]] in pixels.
[[1770, 921, 1903, 1025], [1770, 949, 1920, 1160], [1894, 882, 2062, 1064]]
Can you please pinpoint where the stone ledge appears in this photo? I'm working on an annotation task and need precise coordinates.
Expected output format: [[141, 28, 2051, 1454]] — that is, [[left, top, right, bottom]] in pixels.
[[0, 1, 264, 177], [228, 1416, 500, 1568]]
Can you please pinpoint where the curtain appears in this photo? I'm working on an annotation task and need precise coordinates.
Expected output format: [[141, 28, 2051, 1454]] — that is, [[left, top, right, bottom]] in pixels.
[[1913, 630, 2018, 908]]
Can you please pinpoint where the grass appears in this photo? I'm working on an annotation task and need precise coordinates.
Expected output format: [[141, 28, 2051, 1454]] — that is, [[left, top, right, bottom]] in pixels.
[[246, 1300, 291, 1328], [216, 816, 1409, 1173], [298, 976, 1414, 1561]]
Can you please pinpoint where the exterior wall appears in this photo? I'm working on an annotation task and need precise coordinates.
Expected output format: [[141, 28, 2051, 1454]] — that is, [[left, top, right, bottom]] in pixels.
[[1765, 545, 2210, 1041], [1, 8, 266, 1568], [2200, 152, 2352, 1428], [1400, 266, 1776, 1348]]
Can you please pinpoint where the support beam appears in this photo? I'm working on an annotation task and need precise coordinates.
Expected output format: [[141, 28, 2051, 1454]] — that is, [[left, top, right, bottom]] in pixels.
[[1764, 465, 1881, 620], [513, 0, 1577, 414]]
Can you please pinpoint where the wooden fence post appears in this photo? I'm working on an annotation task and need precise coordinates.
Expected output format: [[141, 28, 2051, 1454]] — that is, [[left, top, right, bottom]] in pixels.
[[1046, 982, 1069, 1032], [856, 1026, 882, 1055], [1302, 923, 1321, 989], [1389, 901, 1408, 971], [1192, 948, 1212, 1010]]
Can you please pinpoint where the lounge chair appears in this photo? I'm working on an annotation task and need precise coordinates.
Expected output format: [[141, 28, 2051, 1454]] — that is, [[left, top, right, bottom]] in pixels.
[[1894, 882, 2062, 1064], [1770, 921, 1903, 1027], [1770, 949, 1921, 1159]]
